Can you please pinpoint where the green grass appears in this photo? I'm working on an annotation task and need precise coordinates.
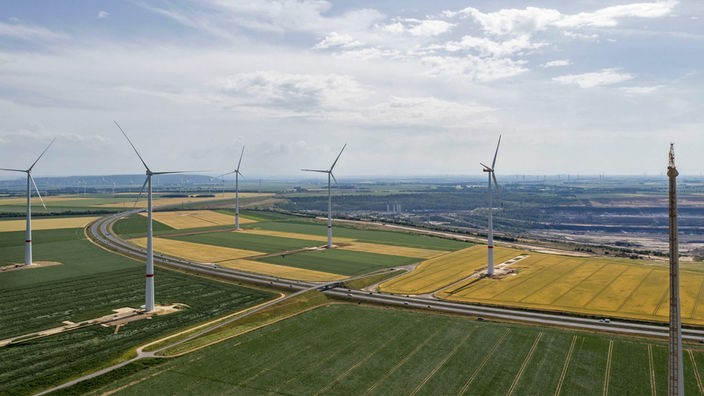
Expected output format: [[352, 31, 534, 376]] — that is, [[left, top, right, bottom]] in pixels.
[[165, 231, 317, 254], [111, 214, 174, 238], [246, 218, 471, 251], [61, 304, 704, 395], [342, 269, 406, 290], [0, 219, 276, 395], [256, 248, 419, 276], [0, 268, 274, 395]]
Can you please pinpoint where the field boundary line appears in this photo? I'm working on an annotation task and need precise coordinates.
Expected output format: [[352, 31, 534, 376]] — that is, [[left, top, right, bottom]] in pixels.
[[582, 266, 629, 309], [554, 335, 578, 396], [361, 326, 445, 396], [603, 340, 613, 396], [549, 260, 605, 305], [616, 268, 653, 313], [688, 349, 704, 395], [652, 282, 670, 316], [507, 331, 544, 396], [692, 277, 704, 318], [313, 322, 410, 395], [409, 328, 475, 396], [456, 328, 511, 396], [267, 313, 403, 396], [648, 344, 656, 396]]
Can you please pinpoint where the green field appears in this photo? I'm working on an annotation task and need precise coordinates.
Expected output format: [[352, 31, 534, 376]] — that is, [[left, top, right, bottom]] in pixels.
[[0, 222, 275, 395], [64, 304, 704, 395], [246, 218, 470, 250], [111, 214, 175, 237], [166, 231, 317, 254], [257, 248, 419, 276]]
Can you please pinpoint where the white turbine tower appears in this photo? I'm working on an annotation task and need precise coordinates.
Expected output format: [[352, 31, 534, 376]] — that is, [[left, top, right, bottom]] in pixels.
[[302, 144, 346, 248], [480, 135, 501, 277], [220, 146, 245, 230], [115, 121, 188, 313], [0, 139, 55, 266]]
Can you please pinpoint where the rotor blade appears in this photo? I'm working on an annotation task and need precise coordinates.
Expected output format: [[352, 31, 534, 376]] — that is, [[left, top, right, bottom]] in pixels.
[[236, 146, 245, 172], [0, 168, 27, 173], [151, 170, 200, 175], [236, 170, 245, 180], [218, 170, 236, 178], [114, 121, 150, 172], [492, 172, 502, 206], [133, 177, 149, 208], [29, 175, 47, 211], [301, 169, 329, 173], [479, 162, 492, 172], [491, 134, 502, 169], [329, 144, 347, 172], [28, 138, 56, 172], [330, 172, 338, 185]]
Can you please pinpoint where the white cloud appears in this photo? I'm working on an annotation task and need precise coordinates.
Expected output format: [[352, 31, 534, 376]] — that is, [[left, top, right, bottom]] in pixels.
[[620, 85, 662, 94], [443, 34, 544, 57], [445, 1, 677, 36], [556, 0, 678, 28], [422, 55, 528, 82], [220, 70, 368, 110], [0, 20, 66, 41], [543, 59, 571, 68], [97, 10, 110, 20], [553, 68, 634, 88], [313, 32, 362, 49], [407, 19, 454, 37]]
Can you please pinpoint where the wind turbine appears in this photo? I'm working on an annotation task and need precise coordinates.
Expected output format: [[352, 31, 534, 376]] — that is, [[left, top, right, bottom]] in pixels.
[[480, 135, 501, 277], [302, 144, 346, 248], [115, 121, 189, 313], [0, 139, 55, 266], [220, 146, 245, 230]]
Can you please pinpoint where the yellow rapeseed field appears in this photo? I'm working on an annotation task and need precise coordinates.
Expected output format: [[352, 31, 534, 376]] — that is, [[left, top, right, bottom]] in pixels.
[[0, 216, 101, 232], [379, 245, 521, 295], [139, 210, 256, 229], [339, 242, 446, 259], [218, 259, 346, 282], [129, 237, 261, 262], [435, 250, 704, 325]]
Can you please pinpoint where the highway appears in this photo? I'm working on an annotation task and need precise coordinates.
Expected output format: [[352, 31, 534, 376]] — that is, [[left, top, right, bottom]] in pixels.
[[88, 209, 704, 342]]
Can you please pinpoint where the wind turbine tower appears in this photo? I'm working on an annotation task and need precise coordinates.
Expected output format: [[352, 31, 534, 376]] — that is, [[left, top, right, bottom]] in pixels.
[[0, 139, 55, 266], [302, 144, 346, 248], [480, 135, 501, 276], [667, 143, 683, 396], [221, 146, 245, 230], [115, 121, 187, 313]]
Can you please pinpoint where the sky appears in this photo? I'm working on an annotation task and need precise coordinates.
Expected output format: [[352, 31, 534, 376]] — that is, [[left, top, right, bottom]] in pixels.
[[0, 0, 702, 178]]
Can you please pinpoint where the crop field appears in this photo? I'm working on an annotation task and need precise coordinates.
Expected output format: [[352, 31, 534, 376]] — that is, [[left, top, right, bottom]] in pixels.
[[338, 241, 447, 259], [379, 245, 517, 295], [430, 247, 704, 325], [218, 259, 347, 282], [243, 228, 356, 243], [95, 192, 272, 208], [0, 215, 100, 232], [257, 248, 419, 276], [139, 210, 257, 229], [246, 219, 471, 250], [166, 230, 320, 254], [130, 237, 261, 262], [68, 305, 704, 395], [0, 221, 275, 395]]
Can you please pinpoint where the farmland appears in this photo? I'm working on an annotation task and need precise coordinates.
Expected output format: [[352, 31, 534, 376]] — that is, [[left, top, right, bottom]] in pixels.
[[0, 218, 275, 395], [385, 246, 704, 325], [64, 304, 704, 395], [140, 209, 256, 229], [379, 245, 518, 295]]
